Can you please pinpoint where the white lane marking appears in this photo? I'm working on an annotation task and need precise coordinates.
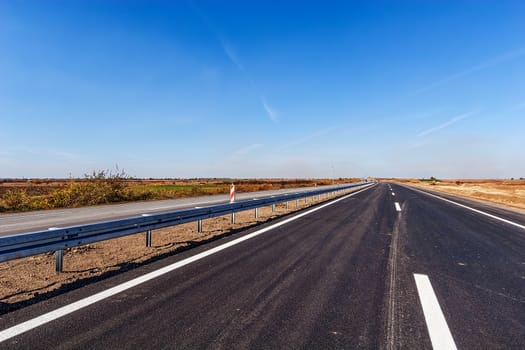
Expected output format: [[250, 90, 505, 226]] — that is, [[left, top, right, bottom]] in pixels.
[[0, 185, 375, 342], [394, 202, 401, 212], [408, 187, 525, 231], [414, 274, 457, 350], [148, 200, 221, 211], [392, 192, 395, 196]]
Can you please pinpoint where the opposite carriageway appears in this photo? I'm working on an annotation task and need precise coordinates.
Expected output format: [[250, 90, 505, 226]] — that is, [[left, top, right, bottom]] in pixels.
[[0, 182, 372, 272]]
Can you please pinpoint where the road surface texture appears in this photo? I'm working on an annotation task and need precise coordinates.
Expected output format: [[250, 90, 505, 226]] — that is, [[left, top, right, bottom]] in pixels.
[[0, 185, 341, 236], [0, 183, 523, 349]]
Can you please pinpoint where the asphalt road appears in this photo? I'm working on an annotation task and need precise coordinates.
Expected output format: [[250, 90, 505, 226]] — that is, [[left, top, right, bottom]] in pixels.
[[0, 183, 523, 349], [0, 184, 343, 236]]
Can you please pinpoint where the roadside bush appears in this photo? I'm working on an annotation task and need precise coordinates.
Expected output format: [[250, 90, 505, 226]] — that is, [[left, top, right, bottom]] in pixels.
[[50, 183, 77, 208], [48, 169, 139, 208], [2, 189, 32, 211], [1, 176, 351, 212]]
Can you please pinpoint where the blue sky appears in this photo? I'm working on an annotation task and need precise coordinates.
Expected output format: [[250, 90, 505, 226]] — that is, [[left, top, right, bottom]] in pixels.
[[1, 1, 524, 179]]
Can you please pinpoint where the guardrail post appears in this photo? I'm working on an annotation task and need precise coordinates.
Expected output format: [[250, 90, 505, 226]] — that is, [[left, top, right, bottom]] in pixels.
[[255, 207, 259, 218], [198, 219, 203, 233], [231, 212, 235, 224], [286, 201, 289, 209], [272, 204, 276, 212], [146, 230, 152, 247], [55, 250, 63, 274], [296, 199, 299, 208]]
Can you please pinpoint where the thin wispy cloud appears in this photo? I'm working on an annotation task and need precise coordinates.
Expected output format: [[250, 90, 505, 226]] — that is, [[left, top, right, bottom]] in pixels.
[[219, 39, 279, 123], [279, 127, 337, 150], [261, 98, 279, 122], [190, 3, 279, 123], [11, 147, 81, 161], [219, 38, 245, 73], [403, 108, 446, 121], [413, 48, 525, 95], [407, 139, 433, 150], [513, 101, 525, 111], [234, 143, 263, 155], [418, 111, 477, 137], [230, 143, 263, 160], [52, 151, 79, 161]]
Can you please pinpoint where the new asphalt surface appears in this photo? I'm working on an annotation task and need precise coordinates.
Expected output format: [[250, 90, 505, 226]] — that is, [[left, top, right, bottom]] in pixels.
[[0, 183, 523, 349]]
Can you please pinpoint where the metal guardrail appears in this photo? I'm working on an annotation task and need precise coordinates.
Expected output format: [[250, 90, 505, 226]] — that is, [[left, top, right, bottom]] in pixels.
[[0, 182, 371, 272]]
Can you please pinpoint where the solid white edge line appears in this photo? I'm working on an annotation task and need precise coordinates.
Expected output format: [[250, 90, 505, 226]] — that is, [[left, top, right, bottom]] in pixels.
[[406, 186, 525, 231], [0, 184, 376, 343], [414, 274, 457, 350], [394, 202, 401, 212]]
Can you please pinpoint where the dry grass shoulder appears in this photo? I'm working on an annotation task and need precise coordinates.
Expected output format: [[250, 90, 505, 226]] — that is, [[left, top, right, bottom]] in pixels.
[[396, 178, 525, 210]]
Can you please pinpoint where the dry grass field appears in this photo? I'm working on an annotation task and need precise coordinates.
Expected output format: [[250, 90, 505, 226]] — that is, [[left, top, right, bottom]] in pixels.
[[392, 178, 525, 211], [0, 176, 358, 212]]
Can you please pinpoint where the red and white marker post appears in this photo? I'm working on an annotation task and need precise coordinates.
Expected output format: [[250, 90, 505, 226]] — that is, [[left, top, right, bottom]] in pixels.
[[230, 183, 236, 223], [230, 183, 235, 203]]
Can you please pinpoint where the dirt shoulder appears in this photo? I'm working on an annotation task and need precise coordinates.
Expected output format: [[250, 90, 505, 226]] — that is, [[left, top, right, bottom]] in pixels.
[[395, 179, 525, 212], [0, 187, 364, 314]]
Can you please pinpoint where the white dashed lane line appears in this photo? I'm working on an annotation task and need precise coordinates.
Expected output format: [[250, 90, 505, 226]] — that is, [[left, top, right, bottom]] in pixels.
[[414, 274, 457, 350], [394, 202, 401, 212]]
